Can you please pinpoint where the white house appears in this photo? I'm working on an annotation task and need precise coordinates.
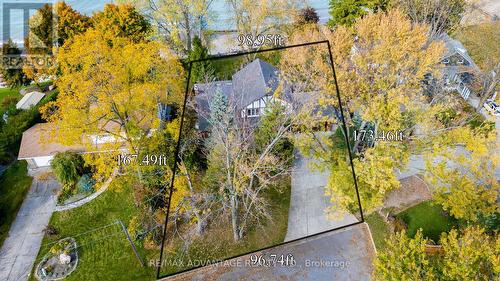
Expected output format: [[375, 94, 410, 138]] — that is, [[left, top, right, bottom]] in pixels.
[[439, 34, 478, 103]]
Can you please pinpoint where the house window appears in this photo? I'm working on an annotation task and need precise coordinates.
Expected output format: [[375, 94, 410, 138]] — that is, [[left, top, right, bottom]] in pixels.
[[457, 58, 464, 64], [442, 58, 450, 64], [247, 108, 260, 117]]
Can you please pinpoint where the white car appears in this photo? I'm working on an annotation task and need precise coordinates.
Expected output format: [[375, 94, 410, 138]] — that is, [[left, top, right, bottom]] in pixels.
[[483, 100, 500, 116]]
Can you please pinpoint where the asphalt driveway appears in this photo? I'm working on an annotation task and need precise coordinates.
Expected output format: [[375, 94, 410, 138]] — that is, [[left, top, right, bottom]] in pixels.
[[164, 223, 375, 281], [0, 176, 60, 281], [285, 151, 357, 242]]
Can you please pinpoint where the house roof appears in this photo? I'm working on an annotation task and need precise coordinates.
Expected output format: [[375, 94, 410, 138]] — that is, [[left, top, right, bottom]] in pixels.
[[231, 58, 280, 108], [16, 91, 45, 110], [193, 59, 281, 131], [438, 33, 476, 68], [18, 123, 85, 159]]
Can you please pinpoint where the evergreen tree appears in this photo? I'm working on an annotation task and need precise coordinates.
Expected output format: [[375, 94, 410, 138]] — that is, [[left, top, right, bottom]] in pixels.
[[189, 36, 214, 83], [208, 88, 228, 126], [327, 0, 389, 27]]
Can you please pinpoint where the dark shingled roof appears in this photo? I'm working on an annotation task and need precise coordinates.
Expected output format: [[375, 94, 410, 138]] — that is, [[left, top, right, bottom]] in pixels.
[[194, 59, 280, 131], [231, 58, 280, 109]]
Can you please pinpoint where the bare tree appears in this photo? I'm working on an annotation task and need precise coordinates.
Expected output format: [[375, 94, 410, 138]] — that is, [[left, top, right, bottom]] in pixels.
[[474, 62, 499, 112], [395, 0, 467, 40], [129, 0, 215, 54], [196, 78, 295, 241]]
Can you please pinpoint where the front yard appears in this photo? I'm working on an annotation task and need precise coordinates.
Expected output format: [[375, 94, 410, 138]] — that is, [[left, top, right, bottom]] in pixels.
[[160, 177, 291, 276], [366, 199, 460, 251], [365, 212, 390, 251], [0, 160, 33, 247], [31, 183, 156, 281]]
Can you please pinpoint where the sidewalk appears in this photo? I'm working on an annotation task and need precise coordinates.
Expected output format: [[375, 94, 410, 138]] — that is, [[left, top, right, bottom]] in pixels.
[[164, 223, 375, 281]]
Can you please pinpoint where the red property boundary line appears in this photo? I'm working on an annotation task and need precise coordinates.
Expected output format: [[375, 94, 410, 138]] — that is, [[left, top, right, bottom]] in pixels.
[[156, 40, 364, 280]]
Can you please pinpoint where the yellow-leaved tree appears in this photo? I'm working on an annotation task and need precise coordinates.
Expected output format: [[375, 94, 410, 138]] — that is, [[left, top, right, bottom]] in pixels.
[[424, 126, 499, 223], [41, 28, 185, 181], [282, 10, 445, 215]]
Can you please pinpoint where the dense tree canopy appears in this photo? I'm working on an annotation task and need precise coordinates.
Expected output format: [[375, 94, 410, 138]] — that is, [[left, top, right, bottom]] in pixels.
[[1, 40, 31, 87], [92, 4, 151, 43], [375, 227, 499, 280], [40, 27, 184, 180], [327, 0, 389, 27], [284, 10, 445, 214]]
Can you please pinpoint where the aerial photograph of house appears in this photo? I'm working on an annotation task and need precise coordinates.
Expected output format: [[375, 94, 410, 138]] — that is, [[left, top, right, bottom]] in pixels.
[[0, 1, 497, 281]]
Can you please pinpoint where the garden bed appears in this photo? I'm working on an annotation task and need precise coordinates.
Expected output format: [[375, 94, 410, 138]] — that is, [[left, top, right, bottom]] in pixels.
[[35, 237, 78, 280]]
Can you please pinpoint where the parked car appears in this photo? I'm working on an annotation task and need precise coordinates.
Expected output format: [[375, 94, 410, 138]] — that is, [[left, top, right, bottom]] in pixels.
[[483, 100, 500, 116]]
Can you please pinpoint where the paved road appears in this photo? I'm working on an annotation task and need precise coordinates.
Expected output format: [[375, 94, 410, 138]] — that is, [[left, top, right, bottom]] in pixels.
[[0, 177, 60, 281], [164, 223, 375, 281], [285, 151, 357, 242]]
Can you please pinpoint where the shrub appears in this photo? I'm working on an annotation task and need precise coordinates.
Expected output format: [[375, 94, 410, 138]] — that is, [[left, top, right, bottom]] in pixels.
[[45, 225, 59, 238], [393, 217, 407, 233], [76, 173, 95, 194], [58, 185, 75, 204], [51, 151, 84, 187]]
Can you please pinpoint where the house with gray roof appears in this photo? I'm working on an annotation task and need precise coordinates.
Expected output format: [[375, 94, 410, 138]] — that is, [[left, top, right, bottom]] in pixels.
[[193, 58, 337, 132], [194, 58, 287, 131], [439, 34, 479, 103]]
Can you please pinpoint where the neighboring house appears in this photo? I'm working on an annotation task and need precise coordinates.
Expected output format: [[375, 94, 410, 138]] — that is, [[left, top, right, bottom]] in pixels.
[[18, 123, 85, 168], [19, 85, 41, 96], [17, 122, 127, 169], [439, 34, 479, 103], [18, 103, 173, 169], [16, 91, 45, 110]]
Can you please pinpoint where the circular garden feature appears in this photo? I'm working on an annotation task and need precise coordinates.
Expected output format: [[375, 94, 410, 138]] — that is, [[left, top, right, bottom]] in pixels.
[[35, 237, 78, 280]]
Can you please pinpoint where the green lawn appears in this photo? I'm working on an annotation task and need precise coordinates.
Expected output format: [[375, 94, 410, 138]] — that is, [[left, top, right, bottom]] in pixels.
[[0, 160, 33, 247], [31, 183, 156, 281], [365, 212, 390, 251], [396, 201, 459, 243], [0, 81, 53, 103], [0, 87, 21, 104]]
